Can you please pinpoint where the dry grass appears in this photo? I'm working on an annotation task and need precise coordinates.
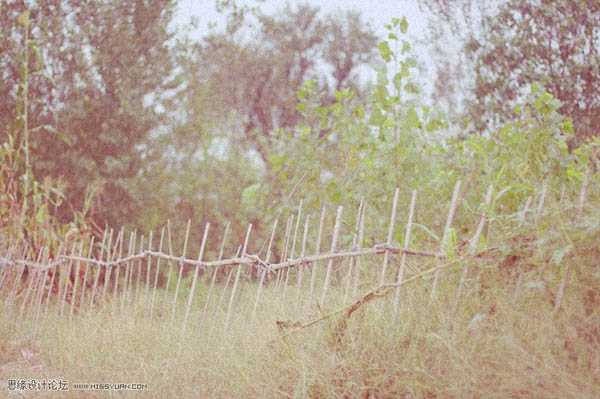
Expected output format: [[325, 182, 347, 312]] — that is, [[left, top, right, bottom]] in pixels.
[[1, 254, 599, 398]]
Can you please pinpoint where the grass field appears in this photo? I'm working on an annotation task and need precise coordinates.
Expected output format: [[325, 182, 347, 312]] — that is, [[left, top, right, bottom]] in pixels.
[[1, 252, 599, 398]]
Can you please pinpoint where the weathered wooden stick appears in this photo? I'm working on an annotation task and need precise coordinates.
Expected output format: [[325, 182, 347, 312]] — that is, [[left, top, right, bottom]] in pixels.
[[320, 205, 343, 306], [165, 220, 174, 296], [100, 228, 117, 305], [69, 241, 86, 321], [309, 207, 326, 306], [296, 214, 311, 304], [43, 243, 65, 317], [352, 201, 367, 298], [145, 230, 154, 298], [518, 196, 532, 226], [90, 229, 109, 310], [182, 223, 210, 334], [150, 227, 166, 319], [59, 243, 76, 317], [534, 181, 547, 224], [344, 200, 363, 304], [225, 224, 253, 332], [431, 180, 461, 301], [111, 227, 125, 310], [120, 230, 136, 314], [202, 222, 230, 322], [33, 248, 51, 334], [394, 190, 417, 317], [282, 214, 296, 297], [133, 234, 145, 312], [454, 186, 493, 313], [277, 215, 293, 291], [380, 188, 400, 285], [171, 220, 191, 324], [19, 247, 45, 324], [78, 237, 96, 313], [252, 218, 278, 321]]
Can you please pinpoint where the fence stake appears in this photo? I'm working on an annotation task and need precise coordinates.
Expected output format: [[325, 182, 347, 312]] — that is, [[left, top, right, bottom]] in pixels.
[[225, 224, 252, 332], [69, 241, 85, 321], [171, 220, 191, 324], [89, 229, 108, 312], [320, 205, 343, 306], [145, 230, 154, 301], [309, 207, 326, 306], [380, 188, 400, 285], [454, 186, 492, 314], [201, 222, 230, 324], [344, 200, 363, 304], [182, 223, 210, 335], [252, 218, 278, 321], [352, 201, 367, 298], [59, 243, 76, 317], [150, 227, 166, 319], [431, 180, 461, 301], [100, 228, 117, 305], [393, 190, 417, 317], [78, 237, 96, 314], [296, 214, 311, 306]]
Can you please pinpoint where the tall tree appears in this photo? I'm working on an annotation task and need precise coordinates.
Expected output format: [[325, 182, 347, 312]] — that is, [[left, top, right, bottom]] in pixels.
[[178, 3, 377, 166], [420, 0, 600, 144], [467, 0, 600, 144], [0, 0, 177, 227]]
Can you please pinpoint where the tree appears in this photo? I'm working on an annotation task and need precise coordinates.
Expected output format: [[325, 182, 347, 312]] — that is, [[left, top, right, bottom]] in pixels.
[[467, 0, 600, 145], [179, 3, 377, 166], [0, 0, 177, 227], [420, 0, 600, 145]]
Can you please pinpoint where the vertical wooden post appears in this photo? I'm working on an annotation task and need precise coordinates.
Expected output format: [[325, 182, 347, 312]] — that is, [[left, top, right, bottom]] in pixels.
[[20, 247, 44, 324], [171, 220, 191, 323], [534, 181, 547, 224], [344, 200, 363, 304], [320, 205, 343, 306], [59, 243, 76, 317], [78, 237, 96, 314], [252, 218, 278, 321], [100, 228, 116, 305], [202, 222, 230, 321], [165, 220, 174, 295], [121, 230, 136, 314], [133, 234, 145, 312], [352, 201, 367, 298], [225, 224, 252, 332], [518, 196, 532, 226], [280, 215, 294, 293], [393, 190, 417, 317], [43, 242, 64, 317], [309, 207, 326, 306], [90, 229, 108, 310], [150, 227, 166, 319], [431, 180, 461, 301], [145, 230, 154, 298], [454, 186, 493, 313], [296, 214, 311, 306], [111, 227, 125, 309], [69, 241, 85, 321], [182, 223, 210, 334], [380, 188, 400, 285]]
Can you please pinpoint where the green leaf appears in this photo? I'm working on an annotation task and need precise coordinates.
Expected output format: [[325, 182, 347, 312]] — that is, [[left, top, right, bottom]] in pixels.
[[241, 183, 261, 208], [378, 41, 392, 62], [400, 17, 408, 34]]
